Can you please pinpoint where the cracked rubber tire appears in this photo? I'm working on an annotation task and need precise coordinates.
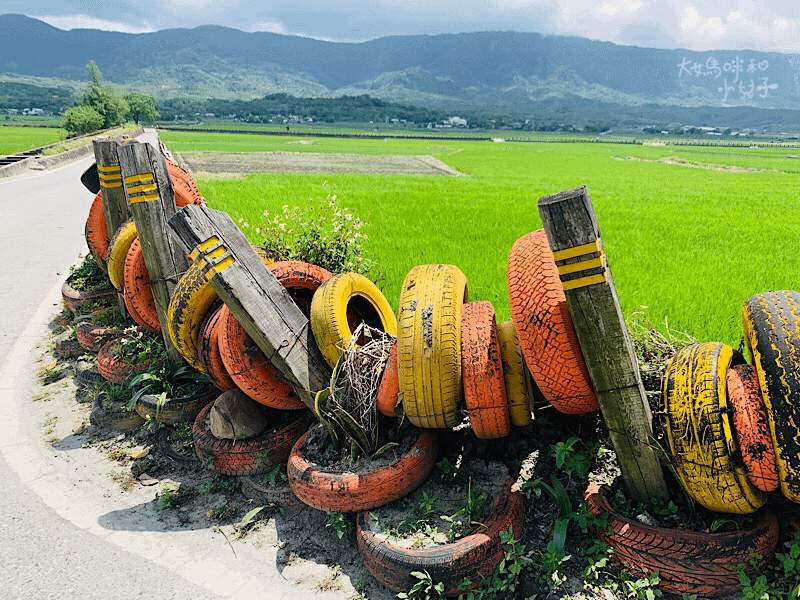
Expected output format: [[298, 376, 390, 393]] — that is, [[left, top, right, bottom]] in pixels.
[[507, 229, 598, 414], [168, 260, 220, 372], [743, 290, 800, 503], [663, 342, 767, 514], [398, 264, 468, 429], [727, 364, 779, 493], [375, 342, 400, 417], [310, 272, 397, 368], [122, 238, 160, 332], [96, 338, 153, 385], [585, 482, 779, 597], [461, 302, 510, 439], [192, 400, 311, 476], [356, 477, 524, 597], [85, 191, 109, 272], [287, 424, 438, 513], [197, 304, 237, 391], [135, 387, 218, 425]]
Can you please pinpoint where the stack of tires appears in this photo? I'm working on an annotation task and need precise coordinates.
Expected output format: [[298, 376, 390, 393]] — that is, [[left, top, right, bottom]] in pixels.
[[662, 290, 800, 510]]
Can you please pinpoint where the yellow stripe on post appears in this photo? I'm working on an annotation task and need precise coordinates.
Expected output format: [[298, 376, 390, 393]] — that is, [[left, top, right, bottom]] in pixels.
[[128, 183, 157, 194], [124, 173, 154, 185], [204, 255, 235, 281], [130, 193, 159, 204], [557, 253, 606, 276], [197, 236, 221, 253], [97, 165, 120, 174], [561, 272, 608, 291], [552, 239, 602, 262]]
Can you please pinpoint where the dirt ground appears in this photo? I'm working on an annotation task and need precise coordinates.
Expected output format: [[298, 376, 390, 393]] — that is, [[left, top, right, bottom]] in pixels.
[[176, 150, 464, 178]]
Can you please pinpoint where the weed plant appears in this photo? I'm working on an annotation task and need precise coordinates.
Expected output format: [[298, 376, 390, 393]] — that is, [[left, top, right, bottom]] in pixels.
[[68, 255, 109, 291]]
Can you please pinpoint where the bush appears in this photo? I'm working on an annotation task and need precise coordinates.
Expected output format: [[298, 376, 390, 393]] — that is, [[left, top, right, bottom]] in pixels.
[[62, 105, 103, 135]]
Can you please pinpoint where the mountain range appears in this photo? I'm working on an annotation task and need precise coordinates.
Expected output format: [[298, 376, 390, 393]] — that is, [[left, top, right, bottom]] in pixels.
[[2, 14, 800, 129]]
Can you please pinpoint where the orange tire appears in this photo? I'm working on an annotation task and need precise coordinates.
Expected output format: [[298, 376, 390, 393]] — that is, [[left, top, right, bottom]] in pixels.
[[217, 304, 305, 409], [96, 338, 152, 385], [585, 482, 779, 597], [507, 230, 598, 414], [461, 302, 510, 439], [375, 342, 400, 417], [167, 160, 202, 202], [192, 399, 311, 476], [197, 304, 237, 392], [356, 478, 524, 597], [85, 191, 109, 270], [172, 176, 203, 207], [287, 425, 438, 513], [240, 473, 303, 510], [216, 261, 331, 409], [122, 238, 160, 332], [728, 364, 780, 493]]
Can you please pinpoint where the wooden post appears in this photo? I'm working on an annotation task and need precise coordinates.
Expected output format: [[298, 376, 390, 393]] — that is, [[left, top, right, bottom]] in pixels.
[[538, 186, 668, 502], [92, 139, 129, 239], [169, 204, 331, 410], [117, 141, 188, 364]]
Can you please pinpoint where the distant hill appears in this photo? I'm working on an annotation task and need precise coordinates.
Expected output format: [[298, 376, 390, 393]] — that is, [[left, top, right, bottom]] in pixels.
[[2, 14, 799, 129]]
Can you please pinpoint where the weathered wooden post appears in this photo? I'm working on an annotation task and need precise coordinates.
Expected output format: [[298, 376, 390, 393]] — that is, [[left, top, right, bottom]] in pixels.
[[538, 186, 668, 502], [117, 141, 188, 363], [92, 139, 129, 239], [169, 204, 331, 410]]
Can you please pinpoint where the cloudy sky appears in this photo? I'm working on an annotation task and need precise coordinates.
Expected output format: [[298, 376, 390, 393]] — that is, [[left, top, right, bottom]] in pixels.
[[8, 0, 800, 53]]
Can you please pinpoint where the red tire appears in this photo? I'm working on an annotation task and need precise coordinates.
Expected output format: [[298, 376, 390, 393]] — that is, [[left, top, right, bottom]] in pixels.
[[728, 364, 780, 493], [461, 302, 510, 439], [192, 399, 311, 476], [356, 477, 524, 597], [507, 230, 598, 414], [585, 482, 779, 597], [197, 304, 237, 391], [375, 342, 400, 417], [75, 317, 125, 353], [96, 338, 152, 385], [122, 238, 160, 332], [288, 425, 438, 513]]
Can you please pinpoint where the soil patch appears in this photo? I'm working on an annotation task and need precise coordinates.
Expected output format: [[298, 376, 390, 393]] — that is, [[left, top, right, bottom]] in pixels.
[[177, 151, 464, 177], [611, 154, 781, 173]]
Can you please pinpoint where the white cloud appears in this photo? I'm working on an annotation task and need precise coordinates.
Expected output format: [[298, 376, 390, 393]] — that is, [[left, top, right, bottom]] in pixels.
[[247, 21, 289, 34], [33, 14, 155, 34], [599, 0, 644, 19], [168, 0, 216, 8]]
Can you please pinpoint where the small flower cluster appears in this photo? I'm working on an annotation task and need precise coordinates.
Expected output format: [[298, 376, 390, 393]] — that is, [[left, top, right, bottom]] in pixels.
[[256, 191, 373, 276]]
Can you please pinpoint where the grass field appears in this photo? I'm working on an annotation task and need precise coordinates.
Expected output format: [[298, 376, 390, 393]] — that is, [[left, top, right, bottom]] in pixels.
[[166, 131, 799, 347], [0, 125, 65, 155]]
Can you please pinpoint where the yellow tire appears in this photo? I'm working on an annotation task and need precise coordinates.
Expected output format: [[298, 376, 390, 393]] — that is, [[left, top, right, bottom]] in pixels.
[[107, 219, 137, 291], [310, 272, 397, 368], [743, 290, 800, 503], [663, 342, 767, 514], [497, 320, 534, 427], [397, 264, 468, 429], [168, 246, 274, 373]]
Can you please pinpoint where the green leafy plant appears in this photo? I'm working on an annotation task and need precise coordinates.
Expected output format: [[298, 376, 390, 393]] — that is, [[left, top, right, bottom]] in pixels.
[[128, 360, 208, 408], [440, 479, 488, 542], [551, 436, 596, 478], [112, 327, 167, 365], [262, 464, 288, 485], [256, 191, 373, 276], [384, 492, 440, 539], [397, 570, 446, 600], [99, 383, 135, 412], [325, 512, 353, 539], [68, 254, 109, 291], [458, 527, 528, 600]]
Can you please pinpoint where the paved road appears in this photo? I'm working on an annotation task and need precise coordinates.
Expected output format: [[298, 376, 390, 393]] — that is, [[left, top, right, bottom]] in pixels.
[[0, 148, 230, 599], [0, 136, 350, 600]]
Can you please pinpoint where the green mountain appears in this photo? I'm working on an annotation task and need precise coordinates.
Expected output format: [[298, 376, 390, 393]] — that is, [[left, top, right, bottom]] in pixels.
[[2, 13, 799, 127]]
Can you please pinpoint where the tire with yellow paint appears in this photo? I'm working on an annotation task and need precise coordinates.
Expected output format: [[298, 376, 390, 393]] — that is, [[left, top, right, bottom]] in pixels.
[[167, 260, 220, 372], [497, 320, 534, 427], [397, 264, 468, 429], [106, 219, 137, 291], [743, 290, 800, 503], [310, 272, 397, 368], [663, 342, 767, 514], [167, 246, 274, 373]]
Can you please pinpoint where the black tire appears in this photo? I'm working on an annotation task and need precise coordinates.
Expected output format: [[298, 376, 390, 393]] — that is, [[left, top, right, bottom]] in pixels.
[[135, 387, 218, 425], [90, 395, 145, 431]]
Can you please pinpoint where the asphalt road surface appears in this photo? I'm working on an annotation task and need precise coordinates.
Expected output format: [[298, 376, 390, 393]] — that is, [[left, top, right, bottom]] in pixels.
[[0, 137, 347, 600]]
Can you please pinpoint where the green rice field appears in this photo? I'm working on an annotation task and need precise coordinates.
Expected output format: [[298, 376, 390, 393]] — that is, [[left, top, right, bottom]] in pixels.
[[160, 130, 800, 348], [0, 125, 64, 155]]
